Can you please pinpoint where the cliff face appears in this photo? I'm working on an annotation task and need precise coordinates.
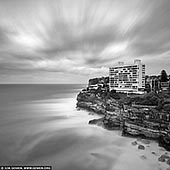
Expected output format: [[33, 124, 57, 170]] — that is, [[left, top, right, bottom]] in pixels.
[[76, 77, 170, 151], [77, 90, 119, 115]]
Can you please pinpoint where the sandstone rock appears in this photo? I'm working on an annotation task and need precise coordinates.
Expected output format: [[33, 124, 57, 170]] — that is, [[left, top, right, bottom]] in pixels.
[[89, 118, 103, 125], [131, 141, 138, 146], [138, 145, 145, 150], [158, 155, 166, 162], [77, 87, 170, 152], [161, 153, 170, 159], [167, 158, 170, 165]]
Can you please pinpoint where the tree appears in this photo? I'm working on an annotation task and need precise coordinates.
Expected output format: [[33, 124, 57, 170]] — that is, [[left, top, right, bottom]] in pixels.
[[145, 83, 151, 93], [89, 78, 98, 85], [160, 70, 168, 82]]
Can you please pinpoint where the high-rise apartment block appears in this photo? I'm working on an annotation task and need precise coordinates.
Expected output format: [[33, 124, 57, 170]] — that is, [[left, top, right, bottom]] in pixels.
[[109, 59, 145, 93]]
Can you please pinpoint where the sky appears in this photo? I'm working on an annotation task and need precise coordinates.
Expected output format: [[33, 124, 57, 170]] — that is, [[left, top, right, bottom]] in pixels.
[[0, 0, 170, 84]]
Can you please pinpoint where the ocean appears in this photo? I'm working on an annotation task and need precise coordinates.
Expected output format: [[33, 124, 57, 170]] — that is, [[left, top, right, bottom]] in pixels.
[[0, 84, 166, 170]]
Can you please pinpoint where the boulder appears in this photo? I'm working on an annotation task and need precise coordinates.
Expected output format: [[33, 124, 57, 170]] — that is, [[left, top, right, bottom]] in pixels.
[[89, 118, 103, 126], [131, 141, 138, 146], [167, 158, 170, 165], [158, 155, 168, 162], [138, 145, 145, 150], [161, 153, 170, 159]]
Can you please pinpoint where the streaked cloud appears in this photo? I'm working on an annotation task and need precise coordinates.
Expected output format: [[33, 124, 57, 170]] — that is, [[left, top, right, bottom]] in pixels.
[[0, 0, 170, 83]]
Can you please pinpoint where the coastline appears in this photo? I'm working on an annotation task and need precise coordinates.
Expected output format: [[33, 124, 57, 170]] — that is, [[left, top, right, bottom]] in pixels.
[[76, 87, 170, 147], [76, 82, 170, 169]]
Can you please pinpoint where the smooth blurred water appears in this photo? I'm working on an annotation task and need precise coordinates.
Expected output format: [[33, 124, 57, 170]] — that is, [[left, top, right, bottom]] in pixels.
[[0, 84, 145, 170]]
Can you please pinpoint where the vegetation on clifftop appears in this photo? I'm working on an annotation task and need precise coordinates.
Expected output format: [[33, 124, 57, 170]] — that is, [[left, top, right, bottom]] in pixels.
[[81, 76, 170, 113]]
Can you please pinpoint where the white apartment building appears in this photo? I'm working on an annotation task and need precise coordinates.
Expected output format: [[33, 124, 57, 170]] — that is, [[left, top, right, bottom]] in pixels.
[[109, 59, 145, 93]]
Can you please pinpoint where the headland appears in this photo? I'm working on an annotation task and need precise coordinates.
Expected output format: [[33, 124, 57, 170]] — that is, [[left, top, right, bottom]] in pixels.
[[76, 77, 170, 152]]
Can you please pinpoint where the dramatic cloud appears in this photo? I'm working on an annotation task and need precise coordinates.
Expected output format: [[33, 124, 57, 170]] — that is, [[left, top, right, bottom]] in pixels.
[[0, 0, 170, 83]]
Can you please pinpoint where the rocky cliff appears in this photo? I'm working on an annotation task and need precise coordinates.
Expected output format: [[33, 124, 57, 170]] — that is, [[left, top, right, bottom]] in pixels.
[[77, 90, 119, 115], [76, 78, 170, 151]]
